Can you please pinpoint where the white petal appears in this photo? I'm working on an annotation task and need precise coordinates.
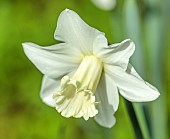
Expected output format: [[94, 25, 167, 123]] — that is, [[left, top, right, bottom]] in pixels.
[[126, 63, 159, 92], [94, 73, 116, 128], [105, 65, 160, 102], [99, 72, 119, 111], [105, 73, 119, 111], [54, 9, 104, 55], [93, 35, 109, 54], [22, 42, 81, 78], [40, 71, 76, 107], [40, 76, 60, 107], [91, 0, 116, 11], [94, 38, 135, 70]]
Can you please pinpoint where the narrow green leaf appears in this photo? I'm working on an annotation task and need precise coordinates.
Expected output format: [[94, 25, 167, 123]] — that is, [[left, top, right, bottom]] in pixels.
[[144, 0, 169, 138], [123, 1, 151, 139], [125, 100, 143, 139], [124, 0, 144, 75]]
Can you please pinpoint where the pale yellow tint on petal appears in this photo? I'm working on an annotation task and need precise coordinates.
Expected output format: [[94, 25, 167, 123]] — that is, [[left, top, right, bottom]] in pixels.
[[53, 56, 103, 120]]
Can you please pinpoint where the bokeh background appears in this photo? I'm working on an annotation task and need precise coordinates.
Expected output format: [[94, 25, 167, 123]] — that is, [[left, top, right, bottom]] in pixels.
[[0, 0, 169, 139]]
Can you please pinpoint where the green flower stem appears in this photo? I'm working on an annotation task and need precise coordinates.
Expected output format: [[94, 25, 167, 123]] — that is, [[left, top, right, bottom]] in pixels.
[[125, 100, 151, 139], [125, 100, 143, 139], [132, 103, 151, 139]]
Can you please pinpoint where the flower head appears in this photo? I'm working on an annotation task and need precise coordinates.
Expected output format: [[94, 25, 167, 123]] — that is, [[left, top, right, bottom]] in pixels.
[[91, 0, 116, 11], [22, 9, 160, 128]]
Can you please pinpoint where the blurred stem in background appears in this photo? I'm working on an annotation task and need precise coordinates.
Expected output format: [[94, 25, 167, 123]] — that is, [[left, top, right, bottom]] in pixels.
[[144, 0, 169, 138], [124, 0, 151, 139]]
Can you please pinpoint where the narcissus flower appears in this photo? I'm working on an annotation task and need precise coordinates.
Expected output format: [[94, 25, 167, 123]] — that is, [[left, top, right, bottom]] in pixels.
[[91, 0, 116, 11], [22, 9, 160, 128]]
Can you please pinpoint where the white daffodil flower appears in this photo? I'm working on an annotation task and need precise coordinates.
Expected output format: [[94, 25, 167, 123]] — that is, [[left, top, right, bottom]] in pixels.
[[22, 9, 160, 128], [91, 0, 116, 11]]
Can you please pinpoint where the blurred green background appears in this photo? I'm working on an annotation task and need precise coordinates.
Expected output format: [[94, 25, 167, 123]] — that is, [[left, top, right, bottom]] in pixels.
[[0, 0, 169, 139]]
